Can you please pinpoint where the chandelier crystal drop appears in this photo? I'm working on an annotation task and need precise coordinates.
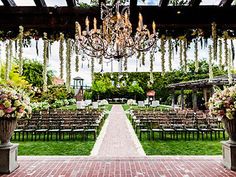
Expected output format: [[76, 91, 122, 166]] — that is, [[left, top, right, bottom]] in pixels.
[[75, 1, 158, 60]]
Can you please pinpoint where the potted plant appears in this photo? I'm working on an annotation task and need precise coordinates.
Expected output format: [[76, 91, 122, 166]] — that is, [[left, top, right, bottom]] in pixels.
[[208, 86, 236, 143], [0, 86, 31, 147]]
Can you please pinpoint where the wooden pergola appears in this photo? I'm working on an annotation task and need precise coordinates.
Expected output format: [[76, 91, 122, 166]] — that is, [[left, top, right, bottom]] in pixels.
[[0, 0, 236, 37], [167, 75, 236, 111]]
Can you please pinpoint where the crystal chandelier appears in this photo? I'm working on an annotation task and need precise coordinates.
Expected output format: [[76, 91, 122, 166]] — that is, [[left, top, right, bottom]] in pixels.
[[75, 1, 157, 60]]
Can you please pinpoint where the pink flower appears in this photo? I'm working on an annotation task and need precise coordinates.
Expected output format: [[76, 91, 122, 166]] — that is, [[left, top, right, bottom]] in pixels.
[[0, 104, 4, 110], [5, 107, 13, 113], [18, 108, 24, 113]]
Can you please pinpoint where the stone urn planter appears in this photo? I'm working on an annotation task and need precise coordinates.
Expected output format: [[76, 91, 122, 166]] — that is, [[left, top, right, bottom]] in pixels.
[[0, 86, 32, 173], [0, 118, 17, 147], [208, 85, 236, 171], [222, 117, 236, 143]]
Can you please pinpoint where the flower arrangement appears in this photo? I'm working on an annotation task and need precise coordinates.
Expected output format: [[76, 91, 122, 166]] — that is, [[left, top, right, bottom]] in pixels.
[[0, 86, 32, 119], [208, 86, 236, 120]]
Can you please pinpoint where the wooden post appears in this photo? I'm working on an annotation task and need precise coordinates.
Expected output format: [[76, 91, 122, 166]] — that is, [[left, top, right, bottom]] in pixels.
[[192, 87, 198, 112], [181, 88, 184, 110], [171, 90, 175, 108], [203, 88, 208, 108]]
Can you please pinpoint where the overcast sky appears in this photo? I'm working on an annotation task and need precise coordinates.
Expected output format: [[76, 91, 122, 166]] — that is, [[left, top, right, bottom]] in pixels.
[[0, 0, 235, 86]]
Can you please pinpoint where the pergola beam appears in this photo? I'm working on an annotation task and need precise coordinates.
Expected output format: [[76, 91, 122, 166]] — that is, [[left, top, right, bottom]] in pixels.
[[219, 0, 233, 7], [1, 6, 236, 37], [159, 0, 170, 7], [189, 0, 202, 7], [33, 0, 47, 7], [66, 0, 76, 7], [1, 0, 16, 7]]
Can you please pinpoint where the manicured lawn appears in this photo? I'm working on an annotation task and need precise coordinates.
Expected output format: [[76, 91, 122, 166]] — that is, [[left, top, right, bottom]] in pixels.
[[13, 140, 94, 155], [122, 104, 172, 111], [141, 139, 223, 155], [60, 104, 113, 111]]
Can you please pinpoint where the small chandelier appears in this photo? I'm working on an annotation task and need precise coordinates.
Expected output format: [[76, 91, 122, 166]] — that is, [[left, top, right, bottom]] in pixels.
[[75, 1, 157, 60]]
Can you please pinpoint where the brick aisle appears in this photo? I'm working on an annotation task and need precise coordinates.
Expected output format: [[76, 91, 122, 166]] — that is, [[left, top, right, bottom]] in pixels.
[[93, 105, 145, 157], [1, 156, 236, 177]]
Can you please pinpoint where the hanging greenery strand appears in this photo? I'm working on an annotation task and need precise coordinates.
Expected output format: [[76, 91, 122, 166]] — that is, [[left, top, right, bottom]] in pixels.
[[179, 39, 183, 68], [168, 38, 172, 71], [75, 22, 80, 72], [211, 22, 217, 61], [59, 33, 64, 78], [209, 45, 213, 81], [141, 52, 145, 66], [161, 35, 166, 75], [43, 32, 48, 92], [124, 57, 128, 71], [9, 39, 13, 73], [14, 39, 17, 58], [194, 39, 199, 72], [223, 31, 228, 67], [150, 50, 154, 73], [231, 40, 235, 69], [5, 41, 9, 80], [228, 48, 232, 84], [66, 38, 72, 90], [18, 26, 24, 75], [91, 57, 95, 81], [183, 37, 187, 72], [219, 39, 223, 70]]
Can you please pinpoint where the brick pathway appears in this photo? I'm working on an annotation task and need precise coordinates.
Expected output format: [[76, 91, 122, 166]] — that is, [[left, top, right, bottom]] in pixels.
[[91, 105, 145, 157], [1, 156, 236, 177]]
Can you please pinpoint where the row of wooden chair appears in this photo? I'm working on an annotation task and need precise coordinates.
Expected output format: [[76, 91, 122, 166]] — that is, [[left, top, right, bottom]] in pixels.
[[130, 110, 225, 140], [13, 109, 106, 141]]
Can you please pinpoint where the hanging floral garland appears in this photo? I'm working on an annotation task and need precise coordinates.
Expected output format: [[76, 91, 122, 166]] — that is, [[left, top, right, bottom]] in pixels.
[[219, 39, 223, 70], [160, 35, 166, 75], [212, 22, 217, 61], [168, 38, 172, 71], [59, 33, 64, 79], [43, 32, 48, 92], [91, 57, 95, 80], [228, 48, 232, 84], [183, 37, 187, 72], [209, 45, 213, 81], [75, 22, 80, 72], [5, 41, 9, 80], [124, 57, 128, 71], [66, 38, 72, 90], [179, 39, 183, 68], [14, 39, 17, 58], [149, 50, 154, 84], [18, 26, 24, 75], [150, 50, 154, 73], [194, 39, 199, 72], [223, 31, 228, 67], [141, 52, 145, 66]]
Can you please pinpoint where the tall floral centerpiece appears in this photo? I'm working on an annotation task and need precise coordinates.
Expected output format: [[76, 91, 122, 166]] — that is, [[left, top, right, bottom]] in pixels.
[[0, 86, 31, 147], [209, 86, 236, 143]]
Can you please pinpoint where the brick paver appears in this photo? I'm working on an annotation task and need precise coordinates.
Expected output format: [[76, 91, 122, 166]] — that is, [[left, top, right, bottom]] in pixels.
[[93, 105, 145, 157], [1, 156, 236, 177]]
